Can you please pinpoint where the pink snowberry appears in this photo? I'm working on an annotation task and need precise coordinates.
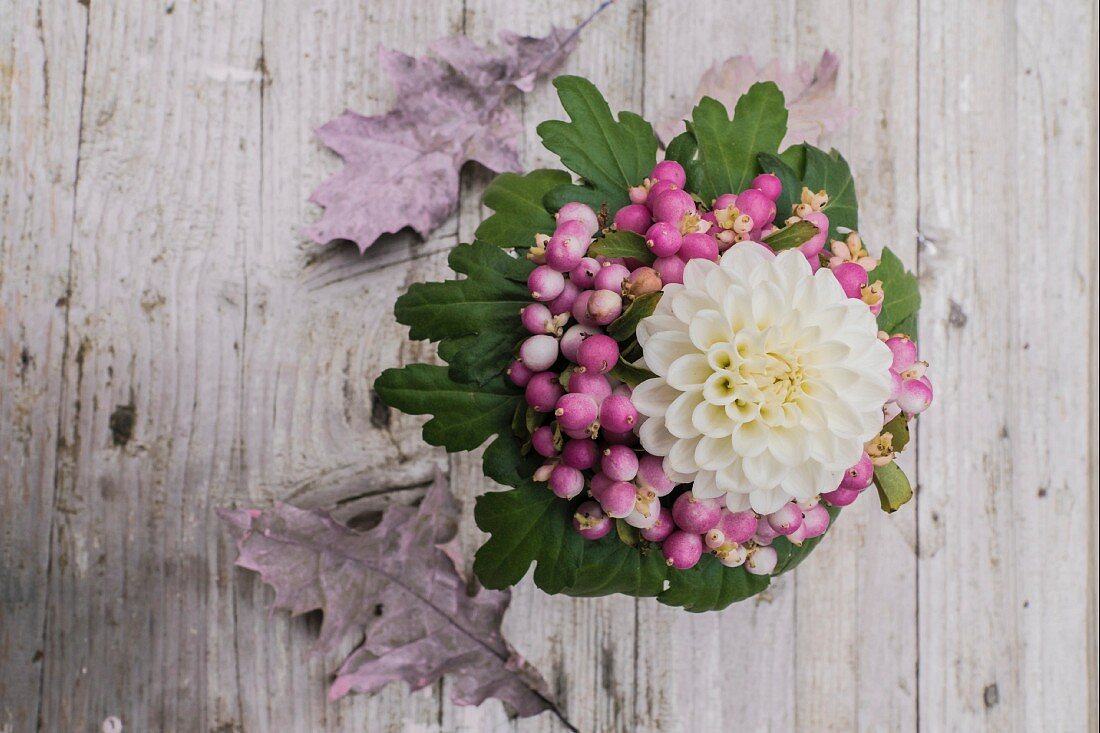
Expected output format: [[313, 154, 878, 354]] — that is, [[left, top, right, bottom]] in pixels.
[[520, 303, 555, 335], [716, 508, 758, 544], [554, 392, 598, 432], [653, 255, 686, 285], [734, 188, 776, 230], [507, 359, 534, 388], [801, 503, 831, 539], [713, 193, 738, 210], [556, 202, 600, 238], [840, 453, 875, 491], [754, 519, 779, 546], [586, 290, 623, 326], [751, 172, 782, 201], [576, 334, 619, 374], [639, 506, 676, 543], [570, 257, 601, 289], [623, 266, 663, 298], [646, 179, 679, 203], [645, 221, 683, 257], [560, 324, 599, 363], [573, 501, 612, 541], [662, 530, 704, 570], [547, 279, 580, 316], [767, 502, 804, 536], [594, 262, 631, 292], [599, 394, 638, 433], [897, 377, 933, 414], [651, 189, 696, 228], [561, 438, 599, 471], [636, 454, 677, 496], [799, 211, 830, 257], [531, 425, 559, 458], [650, 160, 687, 187], [821, 486, 860, 507], [519, 334, 559, 372], [885, 335, 918, 373], [595, 480, 638, 518], [528, 265, 566, 302], [613, 204, 652, 234], [831, 261, 869, 299], [746, 545, 778, 575], [525, 371, 564, 413], [671, 492, 722, 533], [677, 232, 719, 262], [570, 290, 599, 327], [549, 464, 585, 499], [545, 219, 591, 272], [566, 369, 612, 404], [601, 444, 639, 482]]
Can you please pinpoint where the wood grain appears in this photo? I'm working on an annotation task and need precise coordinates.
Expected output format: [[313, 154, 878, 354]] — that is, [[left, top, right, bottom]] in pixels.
[[1, 0, 1097, 731]]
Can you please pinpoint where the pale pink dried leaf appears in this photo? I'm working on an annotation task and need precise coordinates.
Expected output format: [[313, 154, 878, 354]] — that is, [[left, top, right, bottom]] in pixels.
[[219, 473, 554, 718], [659, 50, 852, 149], [306, 28, 577, 252]]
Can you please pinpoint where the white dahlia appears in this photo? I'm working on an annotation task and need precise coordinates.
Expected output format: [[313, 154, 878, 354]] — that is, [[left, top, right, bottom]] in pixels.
[[632, 242, 893, 515]]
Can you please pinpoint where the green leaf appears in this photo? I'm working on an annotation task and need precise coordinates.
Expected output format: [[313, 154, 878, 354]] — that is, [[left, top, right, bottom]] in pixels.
[[587, 229, 654, 262], [873, 461, 914, 513], [608, 359, 656, 387], [474, 169, 571, 249], [882, 413, 911, 452], [374, 365, 520, 452], [473, 483, 582, 593], [537, 76, 658, 213], [614, 519, 640, 547], [561, 538, 668, 597], [757, 152, 802, 224], [606, 292, 661, 342], [684, 83, 788, 204], [658, 554, 771, 612], [395, 241, 532, 384], [664, 130, 698, 166], [762, 219, 820, 251], [870, 247, 921, 337], [801, 145, 858, 238]]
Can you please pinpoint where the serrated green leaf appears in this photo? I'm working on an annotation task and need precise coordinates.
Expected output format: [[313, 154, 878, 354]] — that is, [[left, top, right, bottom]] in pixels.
[[474, 169, 571, 250], [658, 554, 771, 612], [473, 483, 582, 593], [762, 219, 820, 251], [684, 84, 788, 204], [870, 247, 921, 337], [800, 145, 858, 238], [587, 229, 653, 262], [873, 461, 913, 513], [395, 241, 532, 384], [609, 359, 656, 387], [664, 130, 698, 166], [606, 291, 661, 342], [560, 537, 668, 597], [537, 76, 658, 213], [757, 152, 802, 223], [374, 365, 520, 452]]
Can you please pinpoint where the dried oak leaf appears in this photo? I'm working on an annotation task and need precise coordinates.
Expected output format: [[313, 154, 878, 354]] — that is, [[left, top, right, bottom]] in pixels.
[[306, 29, 578, 252], [219, 473, 556, 718], [659, 50, 852, 149]]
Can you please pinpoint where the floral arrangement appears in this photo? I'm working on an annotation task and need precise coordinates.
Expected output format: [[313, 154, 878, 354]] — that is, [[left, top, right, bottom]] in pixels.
[[375, 76, 930, 612]]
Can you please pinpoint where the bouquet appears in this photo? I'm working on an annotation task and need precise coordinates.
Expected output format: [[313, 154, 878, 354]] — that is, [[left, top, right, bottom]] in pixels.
[[376, 76, 931, 612]]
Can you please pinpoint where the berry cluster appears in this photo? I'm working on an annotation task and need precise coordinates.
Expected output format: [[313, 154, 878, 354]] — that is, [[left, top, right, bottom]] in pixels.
[[507, 158, 932, 574]]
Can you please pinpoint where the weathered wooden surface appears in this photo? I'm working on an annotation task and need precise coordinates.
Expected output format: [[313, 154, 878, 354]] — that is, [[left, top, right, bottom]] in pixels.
[[1, 0, 1097, 731]]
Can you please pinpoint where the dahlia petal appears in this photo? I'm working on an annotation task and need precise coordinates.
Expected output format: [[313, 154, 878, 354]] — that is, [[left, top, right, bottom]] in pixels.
[[666, 353, 712, 390], [688, 309, 729, 350], [694, 435, 736, 471], [638, 416, 676, 456], [631, 378, 679, 417], [643, 332, 696, 376], [719, 241, 774, 274], [667, 436, 701, 474], [693, 400, 733, 437], [665, 390, 706, 439], [724, 491, 752, 512], [691, 469, 723, 499], [749, 487, 789, 515]]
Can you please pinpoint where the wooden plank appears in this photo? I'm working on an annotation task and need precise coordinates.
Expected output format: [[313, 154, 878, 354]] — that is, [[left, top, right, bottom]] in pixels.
[[442, 3, 647, 731], [791, 1, 920, 731], [917, 0, 1097, 729], [636, 3, 802, 730], [225, 2, 467, 732], [0, 1, 87, 730], [35, 2, 262, 729]]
